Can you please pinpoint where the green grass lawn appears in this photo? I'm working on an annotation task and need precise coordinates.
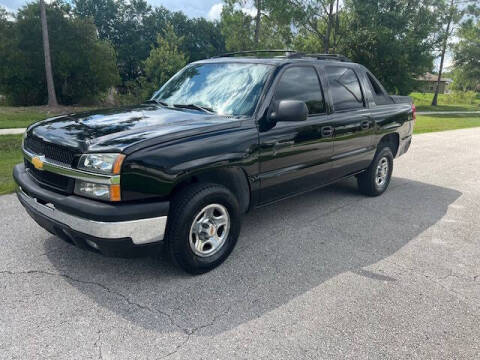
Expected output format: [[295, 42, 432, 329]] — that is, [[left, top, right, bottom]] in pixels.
[[416, 104, 480, 112], [0, 135, 23, 195], [410, 92, 480, 112], [0, 113, 479, 196], [414, 114, 480, 134], [0, 106, 98, 129]]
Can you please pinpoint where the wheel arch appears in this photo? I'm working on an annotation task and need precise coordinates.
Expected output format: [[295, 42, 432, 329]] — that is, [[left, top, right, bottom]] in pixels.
[[169, 167, 251, 213], [378, 132, 400, 157]]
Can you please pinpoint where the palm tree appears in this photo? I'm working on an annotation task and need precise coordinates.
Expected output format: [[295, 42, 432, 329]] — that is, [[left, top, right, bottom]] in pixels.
[[39, 0, 58, 107]]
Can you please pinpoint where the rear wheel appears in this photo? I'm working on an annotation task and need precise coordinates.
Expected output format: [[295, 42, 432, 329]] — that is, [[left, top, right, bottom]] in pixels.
[[357, 145, 394, 196], [166, 183, 241, 274]]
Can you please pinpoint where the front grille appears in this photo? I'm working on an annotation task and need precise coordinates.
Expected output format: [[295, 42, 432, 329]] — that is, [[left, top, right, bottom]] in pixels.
[[25, 160, 74, 194], [24, 136, 75, 166]]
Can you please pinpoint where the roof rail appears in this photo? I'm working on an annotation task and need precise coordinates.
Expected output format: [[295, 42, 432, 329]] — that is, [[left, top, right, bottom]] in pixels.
[[211, 50, 351, 62], [297, 53, 352, 62], [212, 49, 298, 58]]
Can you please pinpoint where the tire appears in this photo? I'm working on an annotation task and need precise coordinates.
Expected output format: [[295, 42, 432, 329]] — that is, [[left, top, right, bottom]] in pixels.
[[357, 145, 394, 197], [165, 183, 241, 274]]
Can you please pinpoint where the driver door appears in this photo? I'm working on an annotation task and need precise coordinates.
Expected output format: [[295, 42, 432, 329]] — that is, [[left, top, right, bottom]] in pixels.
[[258, 65, 335, 204]]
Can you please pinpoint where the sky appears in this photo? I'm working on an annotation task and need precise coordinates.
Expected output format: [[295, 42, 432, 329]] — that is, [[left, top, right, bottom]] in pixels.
[[0, 0, 226, 19]]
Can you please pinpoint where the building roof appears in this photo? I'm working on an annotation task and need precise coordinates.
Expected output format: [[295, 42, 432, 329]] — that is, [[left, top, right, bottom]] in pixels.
[[417, 72, 453, 83]]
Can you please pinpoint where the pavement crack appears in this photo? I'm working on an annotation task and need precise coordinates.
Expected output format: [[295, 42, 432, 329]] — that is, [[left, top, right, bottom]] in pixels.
[[0, 269, 188, 334], [158, 303, 233, 360], [93, 329, 104, 360], [383, 261, 480, 311], [188, 304, 233, 335], [437, 271, 473, 282], [158, 335, 190, 360]]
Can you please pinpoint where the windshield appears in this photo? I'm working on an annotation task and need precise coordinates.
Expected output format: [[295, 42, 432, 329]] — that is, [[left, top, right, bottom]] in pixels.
[[152, 63, 274, 116]]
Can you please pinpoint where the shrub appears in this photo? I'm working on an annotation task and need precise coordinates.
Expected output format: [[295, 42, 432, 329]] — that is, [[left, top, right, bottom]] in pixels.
[[0, 3, 120, 106]]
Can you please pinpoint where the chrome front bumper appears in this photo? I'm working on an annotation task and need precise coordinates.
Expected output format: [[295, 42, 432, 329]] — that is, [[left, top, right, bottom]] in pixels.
[[17, 188, 167, 245]]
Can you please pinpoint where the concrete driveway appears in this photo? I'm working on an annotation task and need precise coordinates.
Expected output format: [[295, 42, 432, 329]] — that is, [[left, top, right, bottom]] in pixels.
[[1, 128, 480, 359]]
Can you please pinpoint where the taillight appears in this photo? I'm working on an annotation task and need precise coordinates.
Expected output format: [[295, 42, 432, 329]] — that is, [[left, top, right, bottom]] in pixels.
[[412, 103, 416, 121]]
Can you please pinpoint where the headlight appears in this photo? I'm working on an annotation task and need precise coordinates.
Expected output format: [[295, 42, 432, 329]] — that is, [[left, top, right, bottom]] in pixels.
[[75, 153, 124, 201], [74, 181, 121, 202], [77, 153, 125, 175]]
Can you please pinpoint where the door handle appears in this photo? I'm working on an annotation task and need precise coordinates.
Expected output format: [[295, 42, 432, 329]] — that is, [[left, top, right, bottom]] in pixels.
[[360, 120, 370, 130], [273, 140, 295, 148], [321, 126, 334, 137]]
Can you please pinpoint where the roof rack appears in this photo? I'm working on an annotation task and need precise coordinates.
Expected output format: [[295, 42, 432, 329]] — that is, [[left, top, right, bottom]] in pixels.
[[212, 50, 351, 62], [212, 49, 298, 58], [293, 53, 352, 62]]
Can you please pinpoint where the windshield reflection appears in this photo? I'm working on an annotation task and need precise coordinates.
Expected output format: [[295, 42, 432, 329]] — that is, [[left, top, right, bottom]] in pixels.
[[153, 63, 274, 116]]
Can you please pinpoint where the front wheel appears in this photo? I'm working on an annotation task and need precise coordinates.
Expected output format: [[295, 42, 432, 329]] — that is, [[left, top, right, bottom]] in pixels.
[[165, 183, 241, 274], [357, 146, 394, 196]]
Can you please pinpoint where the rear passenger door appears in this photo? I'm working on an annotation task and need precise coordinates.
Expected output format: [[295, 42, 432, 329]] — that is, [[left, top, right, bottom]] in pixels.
[[325, 66, 375, 178], [258, 65, 335, 204]]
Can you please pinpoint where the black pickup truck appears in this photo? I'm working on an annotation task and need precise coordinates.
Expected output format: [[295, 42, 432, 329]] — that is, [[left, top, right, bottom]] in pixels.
[[14, 51, 415, 273]]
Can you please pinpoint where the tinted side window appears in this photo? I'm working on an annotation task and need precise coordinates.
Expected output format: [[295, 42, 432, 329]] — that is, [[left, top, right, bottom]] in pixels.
[[275, 67, 325, 114], [366, 72, 393, 105], [326, 67, 364, 111]]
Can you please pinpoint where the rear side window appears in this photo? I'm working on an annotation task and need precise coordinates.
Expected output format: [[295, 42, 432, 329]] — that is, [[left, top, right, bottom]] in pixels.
[[326, 66, 364, 111], [366, 72, 393, 105], [275, 66, 325, 114]]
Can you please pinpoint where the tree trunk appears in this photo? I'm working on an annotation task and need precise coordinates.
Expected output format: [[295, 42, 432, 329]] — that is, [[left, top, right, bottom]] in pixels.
[[324, 0, 335, 53], [39, 0, 58, 107], [333, 0, 339, 53], [254, 0, 262, 46], [432, 0, 454, 106]]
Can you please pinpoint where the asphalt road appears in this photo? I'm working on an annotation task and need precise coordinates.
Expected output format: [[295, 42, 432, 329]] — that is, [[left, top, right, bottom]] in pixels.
[[1, 128, 480, 359]]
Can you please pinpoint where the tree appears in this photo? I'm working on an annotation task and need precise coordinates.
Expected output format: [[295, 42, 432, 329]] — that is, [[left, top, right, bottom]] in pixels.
[[221, 4, 256, 51], [284, 0, 342, 53], [143, 25, 187, 96], [73, 0, 225, 84], [0, 2, 119, 105], [452, 18, 480, 91], [224, 0, 264, 47], [432, 0, 476, 106], [0, 9, 13, 90], [39, 0, 58, 106], [164, 12, 225, 61], [293, 3, 349, 53], [74, 0, 153, 83], [220, 0, 293, 51], [72, 0, 118, 40], [337, 0, 439, 95]]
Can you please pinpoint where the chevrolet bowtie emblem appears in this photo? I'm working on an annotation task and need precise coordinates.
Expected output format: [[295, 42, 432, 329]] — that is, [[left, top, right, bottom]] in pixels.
[[32, 155, 45, 170]]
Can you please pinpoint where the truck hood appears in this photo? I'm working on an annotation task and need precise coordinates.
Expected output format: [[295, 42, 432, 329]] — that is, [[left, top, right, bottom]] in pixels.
[[27, 104, 242, 153]]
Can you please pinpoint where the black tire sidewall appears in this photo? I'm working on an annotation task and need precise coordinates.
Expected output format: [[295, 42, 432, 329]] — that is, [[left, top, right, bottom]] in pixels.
[[167, 184, 241, 274], [357, 145, 394, 196], [371, 147, 394, 194]]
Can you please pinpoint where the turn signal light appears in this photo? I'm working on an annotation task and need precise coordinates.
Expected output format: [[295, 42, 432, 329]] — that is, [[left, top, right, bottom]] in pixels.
[[112, 154, 125, 175], [110, 184, 121, 202]]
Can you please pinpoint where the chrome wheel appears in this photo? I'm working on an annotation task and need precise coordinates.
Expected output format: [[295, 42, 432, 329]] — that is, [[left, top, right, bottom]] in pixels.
[[189, 204, 230, 257], [375, 157, 389, 187]]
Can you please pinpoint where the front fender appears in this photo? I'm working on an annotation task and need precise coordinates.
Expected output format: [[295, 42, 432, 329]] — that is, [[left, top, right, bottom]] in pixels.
[[120, 124, 259, 203]]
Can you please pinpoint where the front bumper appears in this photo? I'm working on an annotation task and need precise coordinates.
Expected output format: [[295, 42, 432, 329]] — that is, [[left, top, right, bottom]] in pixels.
[[13, 163, 169, 253]]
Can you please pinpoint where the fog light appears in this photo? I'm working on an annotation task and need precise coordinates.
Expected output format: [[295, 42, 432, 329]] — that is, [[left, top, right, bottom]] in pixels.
[[74, 181, 120, 201]]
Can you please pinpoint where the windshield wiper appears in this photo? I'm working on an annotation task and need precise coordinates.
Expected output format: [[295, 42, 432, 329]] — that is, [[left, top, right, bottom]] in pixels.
[[145, 99, 169, 107], [173, 103, 215, 114]]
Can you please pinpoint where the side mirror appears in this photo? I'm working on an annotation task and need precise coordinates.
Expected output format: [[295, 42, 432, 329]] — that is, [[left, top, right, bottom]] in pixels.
[[269, 100, 308, 123]]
